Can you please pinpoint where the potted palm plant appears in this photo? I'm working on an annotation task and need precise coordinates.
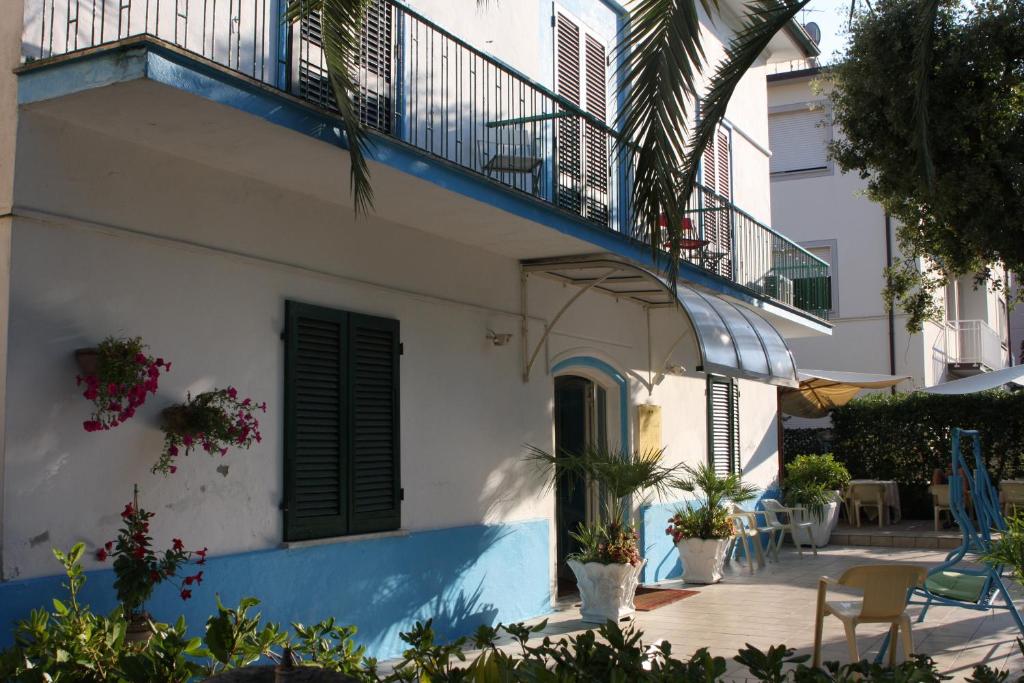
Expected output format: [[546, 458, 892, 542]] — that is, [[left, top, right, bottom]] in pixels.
[[666, 463, 757, 584], [527, 444, 680, 623], [782, 454, 850, 547]]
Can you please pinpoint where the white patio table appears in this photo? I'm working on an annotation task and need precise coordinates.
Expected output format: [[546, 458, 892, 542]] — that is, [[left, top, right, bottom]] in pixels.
[[846, 479, 902, 525]]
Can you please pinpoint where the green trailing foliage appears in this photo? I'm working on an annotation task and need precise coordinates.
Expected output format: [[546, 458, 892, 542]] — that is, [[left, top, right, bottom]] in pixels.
[[830, 391, 1024, 518], [3, 544, 1020, 681], [827, 0, 1024, 332]]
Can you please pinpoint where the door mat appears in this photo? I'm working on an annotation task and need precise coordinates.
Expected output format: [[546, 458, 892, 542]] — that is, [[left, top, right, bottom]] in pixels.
[[634, 587, 699, 611]]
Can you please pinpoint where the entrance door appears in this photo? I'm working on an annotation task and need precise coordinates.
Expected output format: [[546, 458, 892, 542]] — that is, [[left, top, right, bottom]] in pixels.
[[554, 375, 607, 596]]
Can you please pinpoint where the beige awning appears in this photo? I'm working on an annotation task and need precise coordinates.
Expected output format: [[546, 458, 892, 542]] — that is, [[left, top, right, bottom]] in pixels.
[[780, 369, 910, 418]]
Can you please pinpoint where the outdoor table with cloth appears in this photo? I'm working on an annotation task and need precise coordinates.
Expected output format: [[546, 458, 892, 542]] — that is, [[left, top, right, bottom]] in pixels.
[[846, 480, 902, 525]]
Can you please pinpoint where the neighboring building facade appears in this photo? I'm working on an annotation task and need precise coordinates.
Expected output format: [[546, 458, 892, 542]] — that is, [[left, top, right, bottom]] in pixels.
[[0, 0, 824, 658], [767, 66, 1012, 398]]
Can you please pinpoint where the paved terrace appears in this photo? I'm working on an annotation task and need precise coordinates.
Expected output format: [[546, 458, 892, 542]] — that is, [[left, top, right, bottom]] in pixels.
[[526, 546, 1024, 682]]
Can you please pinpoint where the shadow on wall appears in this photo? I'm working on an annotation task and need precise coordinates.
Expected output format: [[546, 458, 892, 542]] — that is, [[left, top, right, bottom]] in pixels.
[[0, 520, 551, 660]]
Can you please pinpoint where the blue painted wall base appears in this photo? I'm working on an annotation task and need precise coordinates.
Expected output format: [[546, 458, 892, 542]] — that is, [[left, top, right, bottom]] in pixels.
[[639, 489, 781, 584], [0, 519, 552, 660]]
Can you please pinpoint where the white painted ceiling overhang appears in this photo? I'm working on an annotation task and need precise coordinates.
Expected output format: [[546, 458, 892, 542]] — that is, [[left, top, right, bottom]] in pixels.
[[521, 254, 800, 388]]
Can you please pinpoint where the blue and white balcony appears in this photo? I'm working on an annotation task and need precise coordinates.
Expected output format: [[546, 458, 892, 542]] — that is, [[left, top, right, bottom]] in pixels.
[[17, 0, 830, 332]]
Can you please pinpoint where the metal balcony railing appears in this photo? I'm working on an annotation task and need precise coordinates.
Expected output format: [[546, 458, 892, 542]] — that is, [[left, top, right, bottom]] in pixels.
[[23, 0, 830, 320], [945, 319, 1007, 370]]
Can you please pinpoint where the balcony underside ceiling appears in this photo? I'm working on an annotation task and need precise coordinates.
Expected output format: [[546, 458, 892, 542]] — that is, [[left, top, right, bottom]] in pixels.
[[15, 41, 830, 338]]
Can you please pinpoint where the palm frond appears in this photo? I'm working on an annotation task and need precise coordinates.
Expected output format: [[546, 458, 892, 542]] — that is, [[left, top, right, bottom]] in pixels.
[[615, 0, 718, 269], [911, 0, 940, 191], [677, 0, 812, 205], [285, 0, 375, 214], [674, 462, 758, 512]]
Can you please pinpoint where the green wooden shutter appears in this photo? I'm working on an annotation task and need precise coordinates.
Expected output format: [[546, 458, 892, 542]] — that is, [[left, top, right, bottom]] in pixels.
[[707, 376, 740, 476], [284, 303, 401, 541], [284, 301, 350, 542], [348, 313, 402, 533]]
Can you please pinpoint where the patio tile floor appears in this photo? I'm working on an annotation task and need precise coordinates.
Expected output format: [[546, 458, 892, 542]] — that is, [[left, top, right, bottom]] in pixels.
[[523, 546, 1024, 682]]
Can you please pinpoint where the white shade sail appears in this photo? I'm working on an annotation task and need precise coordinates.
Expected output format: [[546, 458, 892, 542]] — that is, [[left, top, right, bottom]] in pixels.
[[520, 254, 800, 387], [918, 365, 1024, 395], [780, 368, 910, 418]]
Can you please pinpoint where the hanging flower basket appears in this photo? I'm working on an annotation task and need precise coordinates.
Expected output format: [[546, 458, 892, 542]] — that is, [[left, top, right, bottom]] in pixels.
[[157, 387, 266, 475], [76, 337, 171, 432]]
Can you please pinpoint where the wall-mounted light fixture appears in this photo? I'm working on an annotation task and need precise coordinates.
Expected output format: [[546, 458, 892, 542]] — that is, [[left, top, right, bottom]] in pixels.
[[487, 330, 513, 346]]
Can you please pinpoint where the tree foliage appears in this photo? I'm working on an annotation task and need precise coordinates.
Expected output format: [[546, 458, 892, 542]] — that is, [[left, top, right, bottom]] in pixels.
[[827, 0, 1024, 331]]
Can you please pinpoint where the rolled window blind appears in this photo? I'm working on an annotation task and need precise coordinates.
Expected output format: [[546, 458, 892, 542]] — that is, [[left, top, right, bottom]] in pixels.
[[769, 108, 829, 174]]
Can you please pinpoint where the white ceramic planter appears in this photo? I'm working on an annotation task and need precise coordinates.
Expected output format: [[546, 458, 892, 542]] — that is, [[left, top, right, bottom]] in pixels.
[[675, 537, 731, 584], [568, 559, 645, 623], [793, 497, 841, 547]]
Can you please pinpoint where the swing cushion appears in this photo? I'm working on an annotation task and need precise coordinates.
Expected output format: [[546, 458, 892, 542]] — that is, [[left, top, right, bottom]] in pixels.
[[926, 571, 987, 603]]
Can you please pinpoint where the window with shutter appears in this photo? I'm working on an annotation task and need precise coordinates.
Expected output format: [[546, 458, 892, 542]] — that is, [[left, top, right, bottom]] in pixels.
[[284, 301, 401, 542], [291, 0, 394, 133], [707, 376, 740, 476], [554, 8, 609, 227], [699, 127, 733, 278], [768, 108, 830, 175]]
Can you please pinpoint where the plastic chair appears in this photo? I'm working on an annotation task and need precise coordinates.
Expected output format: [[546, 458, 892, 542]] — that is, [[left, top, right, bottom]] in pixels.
[[762, 498, 817, 557], [849, 483, 886, 528], [727, 505, 765, 573], [930, 484, 951, 531], [1000, 481, 1024, 517], [813, 564, 927, 667]]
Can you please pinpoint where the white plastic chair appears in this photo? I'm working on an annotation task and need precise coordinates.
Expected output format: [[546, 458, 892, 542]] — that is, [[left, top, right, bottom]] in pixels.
[[813, 564, 927, 667], [727, 504, 765, 573], [762, 499, 817, 557], [930, 484, 951, 531], [849, 483, 886, 528]]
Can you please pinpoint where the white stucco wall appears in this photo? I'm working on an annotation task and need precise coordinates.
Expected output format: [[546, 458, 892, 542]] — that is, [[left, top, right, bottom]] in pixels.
[[3, 108, 784, 580]]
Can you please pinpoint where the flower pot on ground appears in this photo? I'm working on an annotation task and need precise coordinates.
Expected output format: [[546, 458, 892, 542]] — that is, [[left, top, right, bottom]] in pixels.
[[157, 387, 266, 475], [667, 463, 758, 584], [75, 336, 170, 432], [782, 454, 850, 547], [526, 444, 681, 622]]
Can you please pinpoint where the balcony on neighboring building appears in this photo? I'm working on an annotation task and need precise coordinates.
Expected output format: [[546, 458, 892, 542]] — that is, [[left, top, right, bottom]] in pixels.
[[945, 319, 1009, 376], [21, 0, 829, 320]]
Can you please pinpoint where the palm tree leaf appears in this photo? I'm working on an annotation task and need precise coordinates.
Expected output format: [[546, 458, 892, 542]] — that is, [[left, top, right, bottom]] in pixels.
[[285, 0, 375, 214], [677, 0, 812, 206], [615, 0, 719, 270]]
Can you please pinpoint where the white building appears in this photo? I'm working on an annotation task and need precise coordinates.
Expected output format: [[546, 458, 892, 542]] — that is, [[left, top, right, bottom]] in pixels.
[[0, 0, 823, 658], [767, 66, 1012, 395]]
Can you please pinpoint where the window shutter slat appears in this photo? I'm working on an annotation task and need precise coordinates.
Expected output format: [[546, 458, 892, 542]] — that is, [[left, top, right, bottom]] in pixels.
[[707, 377, 740, 476], [284, 302, 349, 541], [348, 314, 401, 534]]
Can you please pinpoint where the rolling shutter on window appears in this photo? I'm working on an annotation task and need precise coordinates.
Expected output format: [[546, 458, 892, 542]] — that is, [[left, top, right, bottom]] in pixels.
[[768, 109, 829, 174], [707, 377, 740, 476], [284, 302, 400, 542]]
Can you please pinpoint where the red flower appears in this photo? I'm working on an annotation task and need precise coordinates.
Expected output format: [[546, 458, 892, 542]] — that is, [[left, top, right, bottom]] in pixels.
[[165, 362, 172, 371], [96, 547, 108, 561], [150, 570, 162, 583], [169, 465, 177, 474], [132, 546, 146, 559], [105, 541, 113, 551], [172, 538, 184, 551], [192, 571, 204, 585], [180, 589, 192, 600], [227, 387, 238, 399], [122, 502, 135, 518], [83, 420, 103, 432]]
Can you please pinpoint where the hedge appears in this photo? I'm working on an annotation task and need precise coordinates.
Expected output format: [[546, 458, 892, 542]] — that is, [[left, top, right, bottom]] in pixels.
[[829, 390, 1024, 519], [782, 427, 833, 465]]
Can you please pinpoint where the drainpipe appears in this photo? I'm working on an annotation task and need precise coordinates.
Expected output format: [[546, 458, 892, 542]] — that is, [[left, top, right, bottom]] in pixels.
[[1006, 272, 1015, 366], [884, 213, 897, 393]]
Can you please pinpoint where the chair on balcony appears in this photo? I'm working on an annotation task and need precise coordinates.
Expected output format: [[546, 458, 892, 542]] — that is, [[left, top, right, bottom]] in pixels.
[[479, 140, 543, 195]]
